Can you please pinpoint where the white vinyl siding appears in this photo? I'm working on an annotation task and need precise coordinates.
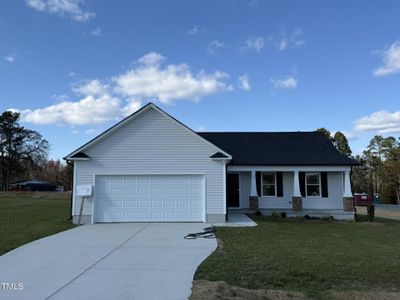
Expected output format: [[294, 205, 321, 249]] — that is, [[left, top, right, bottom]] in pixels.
[[73, 107, 225, 219]]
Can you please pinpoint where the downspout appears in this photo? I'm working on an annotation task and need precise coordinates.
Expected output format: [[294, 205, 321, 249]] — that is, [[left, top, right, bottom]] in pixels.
[[65, 159, 73, 220]]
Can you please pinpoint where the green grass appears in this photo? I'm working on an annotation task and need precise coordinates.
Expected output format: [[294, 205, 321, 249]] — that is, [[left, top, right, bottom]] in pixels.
[[0, 192, 76, 255], [195, 215, 400, 299]]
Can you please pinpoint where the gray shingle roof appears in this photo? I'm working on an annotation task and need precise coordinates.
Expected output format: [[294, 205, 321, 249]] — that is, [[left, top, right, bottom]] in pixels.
[[198, 131, 359, 166]]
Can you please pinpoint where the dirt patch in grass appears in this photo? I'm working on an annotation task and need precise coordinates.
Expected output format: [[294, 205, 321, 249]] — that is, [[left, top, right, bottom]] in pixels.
[[191, 280, 306, 300]]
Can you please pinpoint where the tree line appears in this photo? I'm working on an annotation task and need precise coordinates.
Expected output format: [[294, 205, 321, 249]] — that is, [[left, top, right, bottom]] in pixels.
[[0, 111, 72, 191], [317, 128, 400, 204], [1, 110, 399, 202]]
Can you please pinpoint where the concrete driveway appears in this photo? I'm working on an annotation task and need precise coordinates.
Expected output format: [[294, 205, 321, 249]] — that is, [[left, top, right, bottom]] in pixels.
[[0, 223, 217, 300]]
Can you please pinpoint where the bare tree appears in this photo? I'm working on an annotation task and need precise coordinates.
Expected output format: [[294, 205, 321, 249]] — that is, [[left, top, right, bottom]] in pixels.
[[0, 111, 50, 191]]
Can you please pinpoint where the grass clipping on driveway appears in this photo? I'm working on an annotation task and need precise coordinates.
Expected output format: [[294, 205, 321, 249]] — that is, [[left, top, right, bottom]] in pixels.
[[0, 192, 75, 255], [193, 216, 400, 299]]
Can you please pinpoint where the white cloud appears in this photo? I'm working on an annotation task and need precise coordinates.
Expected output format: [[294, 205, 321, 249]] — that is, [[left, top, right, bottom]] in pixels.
[[354, 110, 400, 134], [4, 54, 16, 63], [270, 76, 298, 89], [238, 75, 251, 91], [26, 0, 95, 22], [207, 40, 225, 54], [196, 125, 206, 132], [137, 52, 165, 66], [188, 26, 205, 35], [72, 79, 109, 96], [9, 94, 120, 126], [12, 52, 231, 126], [91, 27, 102, 36], [121, 100, 142, 116], [52, 94, 69, 102], [68, 71, 76, 77], [114, 53, 232, 104], [275, 28, 306, 51], [241, 37, 265, 52], [373, 40, 400, 76]]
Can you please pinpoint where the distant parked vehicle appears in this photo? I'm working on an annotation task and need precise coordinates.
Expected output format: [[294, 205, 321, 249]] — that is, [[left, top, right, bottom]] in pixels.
[[9, 179, 58, 192]]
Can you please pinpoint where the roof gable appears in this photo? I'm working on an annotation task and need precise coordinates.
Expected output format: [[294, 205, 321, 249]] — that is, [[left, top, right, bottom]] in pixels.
[[64, 103, 231, 160]]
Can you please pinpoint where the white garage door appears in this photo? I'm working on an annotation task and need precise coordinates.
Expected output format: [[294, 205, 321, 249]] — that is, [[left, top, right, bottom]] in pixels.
[[94, 175, 205, 222]]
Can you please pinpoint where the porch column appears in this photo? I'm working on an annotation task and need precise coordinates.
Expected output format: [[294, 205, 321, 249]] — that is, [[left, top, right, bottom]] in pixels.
[[292, 170, 302, 211], [293, 171, 301, 197], [343, 171, 352, 197], [343, 171, 354, 212], [249, 171, 259, 209], [250, 171, 258, 196]]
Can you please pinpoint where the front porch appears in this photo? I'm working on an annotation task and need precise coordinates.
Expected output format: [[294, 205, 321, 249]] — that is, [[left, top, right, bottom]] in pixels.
[[228, 208, 354, 220], [226, 165, 354, 220]]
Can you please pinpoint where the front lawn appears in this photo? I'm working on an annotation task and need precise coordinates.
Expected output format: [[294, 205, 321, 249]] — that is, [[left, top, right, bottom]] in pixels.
[[0, 192, 75, 255], [194, 216, 400, 299]]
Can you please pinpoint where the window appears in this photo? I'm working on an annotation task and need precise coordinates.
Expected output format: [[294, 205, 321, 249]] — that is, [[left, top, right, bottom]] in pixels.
[[305, 173, 321, 197], [261, 172, 276, 196]]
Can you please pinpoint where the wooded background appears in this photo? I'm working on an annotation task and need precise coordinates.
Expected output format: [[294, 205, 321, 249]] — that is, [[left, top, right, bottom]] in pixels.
[[1, 110, 399, 203]]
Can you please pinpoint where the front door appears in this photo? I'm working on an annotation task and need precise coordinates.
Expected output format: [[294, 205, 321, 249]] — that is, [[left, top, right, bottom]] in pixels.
[[227, 174, 240, 208]]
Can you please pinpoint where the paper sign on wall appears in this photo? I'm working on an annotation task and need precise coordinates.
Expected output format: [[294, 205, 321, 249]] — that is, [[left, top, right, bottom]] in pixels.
[[76, 185, 92, 196]]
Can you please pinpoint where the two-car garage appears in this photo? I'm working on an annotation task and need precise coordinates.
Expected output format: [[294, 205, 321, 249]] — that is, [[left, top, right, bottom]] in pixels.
[[67, 103, 228, 224], [94, 175, 205, 222]]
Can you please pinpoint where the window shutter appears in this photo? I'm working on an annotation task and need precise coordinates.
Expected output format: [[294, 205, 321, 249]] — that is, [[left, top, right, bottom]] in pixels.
[[256, 172, 261, 196], [321, 172, 328, 198], [299, 172, 305, 197], [276, 172, 283, 197]]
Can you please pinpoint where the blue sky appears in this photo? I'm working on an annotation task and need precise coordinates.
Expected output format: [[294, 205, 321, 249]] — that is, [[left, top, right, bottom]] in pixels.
[[1, 0, 400, 160]]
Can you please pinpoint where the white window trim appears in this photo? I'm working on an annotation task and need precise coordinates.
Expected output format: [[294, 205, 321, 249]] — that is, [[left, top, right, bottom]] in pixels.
[[305, 172, 321, 198], [261, 172, 277, 197]]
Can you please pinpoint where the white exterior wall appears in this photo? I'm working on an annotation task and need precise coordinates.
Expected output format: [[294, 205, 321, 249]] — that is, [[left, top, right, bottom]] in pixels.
[[302, 172, 343, 209], [259, 172, 293, 209], [234, 171, 344, 210], [73, 107, 226, 221]]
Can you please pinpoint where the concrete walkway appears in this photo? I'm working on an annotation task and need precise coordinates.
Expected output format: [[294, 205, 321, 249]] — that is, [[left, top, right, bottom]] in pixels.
[[0, 223, 217, 300], [212, 213, 257, 227]]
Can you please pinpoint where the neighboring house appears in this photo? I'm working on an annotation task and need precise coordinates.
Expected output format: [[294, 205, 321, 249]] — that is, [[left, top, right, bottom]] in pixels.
[[64, 103, 358, 224], [9, 179, 58, 192]]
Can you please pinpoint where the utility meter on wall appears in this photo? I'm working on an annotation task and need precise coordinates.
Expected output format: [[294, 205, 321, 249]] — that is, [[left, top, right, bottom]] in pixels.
[[76, 185, 93, 197]]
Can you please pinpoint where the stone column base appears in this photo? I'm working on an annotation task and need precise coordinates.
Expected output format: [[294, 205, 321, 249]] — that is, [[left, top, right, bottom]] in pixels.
[[292, 196, 303, 211], [343, 197, 354, 212], [249, 196, 259, 209]]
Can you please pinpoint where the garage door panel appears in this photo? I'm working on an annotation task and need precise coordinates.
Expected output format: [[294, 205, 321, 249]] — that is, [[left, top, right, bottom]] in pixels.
[[125, 200, 137, 207], [95, 175, 204, 222]]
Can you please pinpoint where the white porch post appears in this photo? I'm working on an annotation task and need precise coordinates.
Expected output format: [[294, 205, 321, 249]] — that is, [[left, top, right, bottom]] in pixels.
[[343, 171, 353, 197], [293, 170, 301, 197], [250, 170, 258, 196]]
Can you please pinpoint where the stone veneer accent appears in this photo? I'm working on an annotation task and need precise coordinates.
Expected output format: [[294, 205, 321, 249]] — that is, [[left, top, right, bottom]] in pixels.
[[249, 196, 259, 209], [292, 196, 303, 211], [343, 197, 354, 212]]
